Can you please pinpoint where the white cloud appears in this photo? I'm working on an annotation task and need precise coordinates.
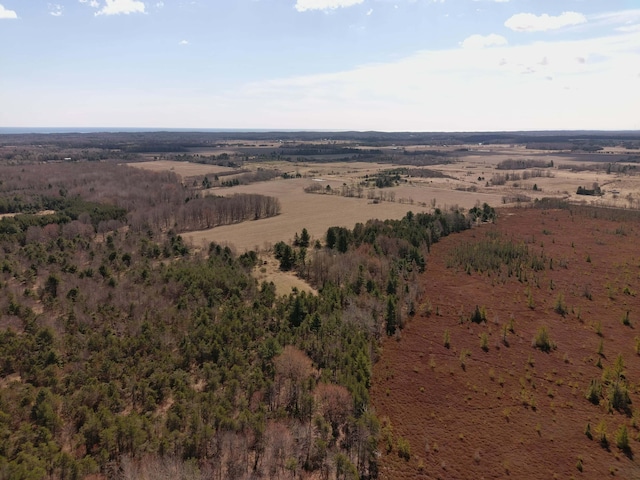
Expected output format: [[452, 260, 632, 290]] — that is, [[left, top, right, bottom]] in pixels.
[[95, 0, 146, 16], [79, 0, 100, 7], [505, 11, 587, 32], [591, 10, 640, 32], [617, 24, 640, 33], [589, 9, 640, 27], [295, 0, 364, 12], [220, 29, 640, 131], [179, 39, 189, 45], [4, 8, 638, 132], [0, 4, 17, 19], [49, 4, 64, 16], [461, 33, 508, 49]]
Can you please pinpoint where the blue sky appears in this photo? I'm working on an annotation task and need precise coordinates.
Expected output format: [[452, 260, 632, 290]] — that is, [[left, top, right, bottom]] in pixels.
[[1, 0, 639, 131]]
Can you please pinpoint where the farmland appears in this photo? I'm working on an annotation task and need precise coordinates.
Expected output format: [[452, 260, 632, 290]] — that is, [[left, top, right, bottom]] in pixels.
[[125, 138, 640, 254]]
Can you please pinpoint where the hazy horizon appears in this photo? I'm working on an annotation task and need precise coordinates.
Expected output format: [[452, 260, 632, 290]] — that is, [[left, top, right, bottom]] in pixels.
[[2, 127, 640, 136]]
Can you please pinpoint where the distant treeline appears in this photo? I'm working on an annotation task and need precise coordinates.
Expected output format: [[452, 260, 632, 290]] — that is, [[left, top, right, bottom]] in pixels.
[[534, 198, 640, 222], [217, 168, 283, 187], [0, 197, 127, 240], [2, 131, 640, 152], [496, 159, 553, 170], [405, 167, 454, 179], [279, 146, 376, 156], [557, 162, 639, 174], [0, 192, 279, 241], [176, 194, 281, 231], [576, 185, 602, 196], [167, 153, 241, 168], [402, 149, 450, 157], [358, 168, 453, 190], [490, 169, 553, 186], [387, 155, 456, 167]]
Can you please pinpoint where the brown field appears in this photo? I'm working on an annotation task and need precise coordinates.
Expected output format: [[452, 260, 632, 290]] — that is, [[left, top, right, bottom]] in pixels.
[[129, 160, 236, 177], [180, 178, 505, 252], [135, 152, 636, 251], [371, 207, 640, 479], [132, 147, 640, 299]]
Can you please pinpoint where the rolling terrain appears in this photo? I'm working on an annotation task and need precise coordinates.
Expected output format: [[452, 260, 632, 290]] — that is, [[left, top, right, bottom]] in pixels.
[[1, 131, 640, 479]]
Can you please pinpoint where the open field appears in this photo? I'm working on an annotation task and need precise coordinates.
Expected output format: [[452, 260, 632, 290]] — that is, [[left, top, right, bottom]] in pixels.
[[128, 160, 236, 177], [180, 178, 505, 252], [372, 206, 640, 479], [128, 143, 640, 253]]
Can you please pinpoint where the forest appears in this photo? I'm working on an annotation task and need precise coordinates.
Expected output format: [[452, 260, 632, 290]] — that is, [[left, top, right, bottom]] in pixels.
[[0, 157, 489, 479]]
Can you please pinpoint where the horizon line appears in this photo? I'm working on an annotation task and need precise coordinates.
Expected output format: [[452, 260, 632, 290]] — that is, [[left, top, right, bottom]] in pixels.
[[2, 127, 640, 135]]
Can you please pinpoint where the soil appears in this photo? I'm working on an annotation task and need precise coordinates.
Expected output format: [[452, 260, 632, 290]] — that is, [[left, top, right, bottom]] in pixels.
[[371, 206, 640, 479], [253, 253, 317, 296]]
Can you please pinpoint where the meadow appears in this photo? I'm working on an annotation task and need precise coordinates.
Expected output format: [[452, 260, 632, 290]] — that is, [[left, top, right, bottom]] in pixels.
[[131, 141, 640, 256]]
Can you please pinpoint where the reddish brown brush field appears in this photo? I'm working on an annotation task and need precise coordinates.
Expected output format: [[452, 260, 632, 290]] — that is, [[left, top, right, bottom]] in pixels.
[[372, 206, 640, 479]]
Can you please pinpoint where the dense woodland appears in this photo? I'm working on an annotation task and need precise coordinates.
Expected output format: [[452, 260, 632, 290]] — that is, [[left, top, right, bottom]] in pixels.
[[0, 156, 491, 479], [0, 163, 280, 234]]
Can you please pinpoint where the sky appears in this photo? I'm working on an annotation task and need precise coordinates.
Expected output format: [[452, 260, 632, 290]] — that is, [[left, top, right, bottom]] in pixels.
[[0, 0, 639, 132]]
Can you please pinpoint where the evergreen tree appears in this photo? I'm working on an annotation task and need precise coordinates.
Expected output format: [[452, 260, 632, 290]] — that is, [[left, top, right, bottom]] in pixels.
[[386, 296, 398, 335], [300, 228, 310, 248]]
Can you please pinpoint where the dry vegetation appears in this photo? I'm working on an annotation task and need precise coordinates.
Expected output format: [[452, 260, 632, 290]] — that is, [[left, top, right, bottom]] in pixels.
[[253, 253, 317, 296], [126, 140, 640, 259], [2, 131, 640, 479], [372, 205, 640, 479]]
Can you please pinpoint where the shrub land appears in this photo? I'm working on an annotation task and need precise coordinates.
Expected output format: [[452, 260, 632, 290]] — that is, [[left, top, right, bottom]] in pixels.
[[373, 203, 640, 479]]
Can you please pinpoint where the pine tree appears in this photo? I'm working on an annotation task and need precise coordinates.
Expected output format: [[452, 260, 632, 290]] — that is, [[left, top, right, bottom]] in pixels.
[[300, 228, 310, 248]]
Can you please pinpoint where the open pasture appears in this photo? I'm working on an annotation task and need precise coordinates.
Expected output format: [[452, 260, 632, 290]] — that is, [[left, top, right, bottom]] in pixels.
[[144, 142, 640, 253], [129, 160, 236, 178], [180, 177, 505, 252]]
